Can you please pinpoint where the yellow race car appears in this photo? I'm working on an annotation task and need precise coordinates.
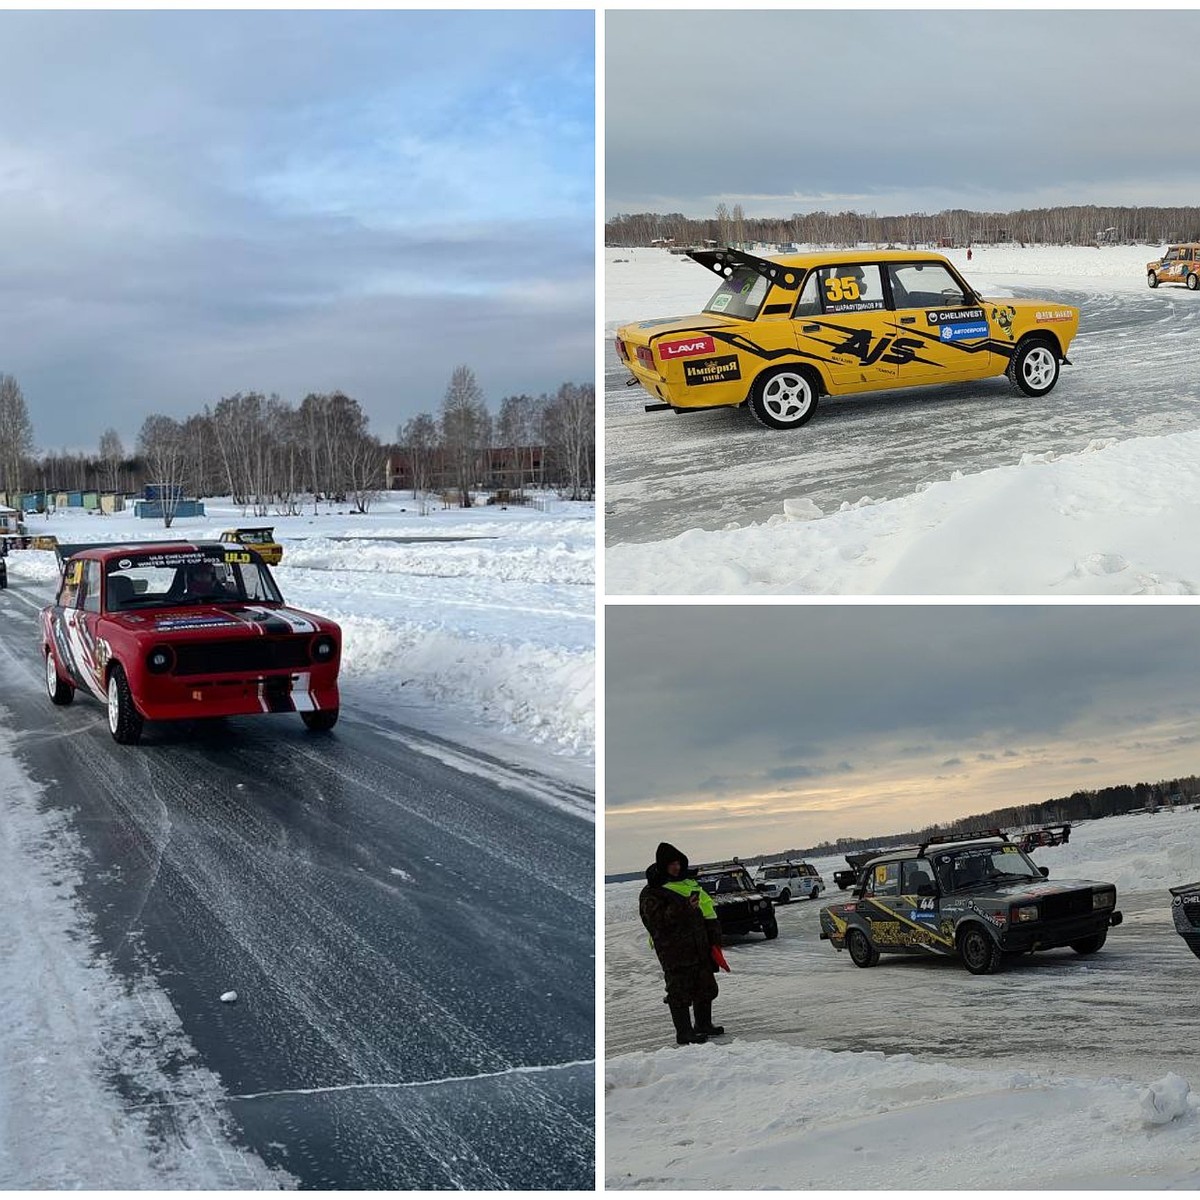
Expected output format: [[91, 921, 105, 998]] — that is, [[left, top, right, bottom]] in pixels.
[[615, 247, 1080, 430], [219, 527, 283, 565], [1146, 244, 1200, 290]]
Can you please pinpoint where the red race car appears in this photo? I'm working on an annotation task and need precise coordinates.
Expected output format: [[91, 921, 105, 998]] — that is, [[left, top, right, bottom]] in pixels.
[[41, 542, 340, 744]]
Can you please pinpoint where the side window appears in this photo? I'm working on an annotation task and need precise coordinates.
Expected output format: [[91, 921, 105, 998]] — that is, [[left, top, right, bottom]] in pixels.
[[793, 272, 821, 318], [867, 861, 900, 897], [58, 559, 83, 608], [818, 264, 885, 315], [888, 262, 970, 310], [901, 859, 936, 895], [81, 560, 102, 613]]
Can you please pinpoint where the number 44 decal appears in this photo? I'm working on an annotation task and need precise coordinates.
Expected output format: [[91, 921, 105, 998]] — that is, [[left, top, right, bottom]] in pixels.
[[918, 896, 936, 910], [831, 328, 925, 366]]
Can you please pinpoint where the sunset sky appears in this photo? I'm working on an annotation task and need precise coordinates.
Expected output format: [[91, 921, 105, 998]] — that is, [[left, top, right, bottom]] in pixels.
[[606, 606, 1200, 873]]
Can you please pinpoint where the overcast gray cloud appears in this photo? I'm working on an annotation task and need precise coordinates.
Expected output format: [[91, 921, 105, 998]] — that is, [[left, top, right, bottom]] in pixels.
[[0, 11, 593, 449], [607, 11, 1200, 219], [606, 606, 1200, 871]]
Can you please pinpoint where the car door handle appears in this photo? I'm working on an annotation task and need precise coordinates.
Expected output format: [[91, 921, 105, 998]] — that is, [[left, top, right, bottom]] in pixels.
[[899, 316, 916, 325], [802, 324, 820, 332]]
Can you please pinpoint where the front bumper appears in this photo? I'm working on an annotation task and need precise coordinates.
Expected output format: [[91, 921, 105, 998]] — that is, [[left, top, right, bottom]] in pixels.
[[999, 909, 1121, 953], [133, 669, 339, 721]]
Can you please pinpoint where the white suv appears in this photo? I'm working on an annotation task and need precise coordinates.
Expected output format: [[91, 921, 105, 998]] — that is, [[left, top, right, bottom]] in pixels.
[[755, 861, 825, 903]]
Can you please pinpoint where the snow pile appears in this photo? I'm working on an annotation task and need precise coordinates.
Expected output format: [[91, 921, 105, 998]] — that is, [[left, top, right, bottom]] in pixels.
[[607, 428, 1200, 595], [1140, 1073, 1192, 1126], [605, 1040, 1200, 1190], [0, 732, 290, 1188]]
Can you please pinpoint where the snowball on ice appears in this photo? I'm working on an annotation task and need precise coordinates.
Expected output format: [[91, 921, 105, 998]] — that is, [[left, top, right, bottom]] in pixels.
[[1140, 1073, 1191, 1126]]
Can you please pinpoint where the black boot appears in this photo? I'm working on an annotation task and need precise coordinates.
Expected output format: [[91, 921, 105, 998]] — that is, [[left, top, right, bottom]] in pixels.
[[669, 1002, 707, 1045], [694, 998, 724, 1037]]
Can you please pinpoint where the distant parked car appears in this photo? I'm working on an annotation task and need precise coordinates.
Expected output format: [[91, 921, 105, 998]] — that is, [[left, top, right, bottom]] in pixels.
[[819, 830, 1122, 975], [616, 246, 1080, 430], [41, 541, 339, 744], [1170, 882, 1200, 959], [694, 862, 778, 940], [1146, 244, 1200, 290], [754, 861, 825, 903], [0, 541, 6, 589], [220, 527, 283, 565]]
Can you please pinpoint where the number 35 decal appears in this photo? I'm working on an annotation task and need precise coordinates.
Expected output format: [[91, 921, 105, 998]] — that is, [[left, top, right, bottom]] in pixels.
[[824, 275, 861, 303]]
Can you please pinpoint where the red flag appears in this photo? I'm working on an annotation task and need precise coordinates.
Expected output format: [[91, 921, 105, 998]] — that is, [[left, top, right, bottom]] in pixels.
[[711, 944, 731, 972]]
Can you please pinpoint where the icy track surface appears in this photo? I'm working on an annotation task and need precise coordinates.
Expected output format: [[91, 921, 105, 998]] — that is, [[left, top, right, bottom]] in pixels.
[[605, 809, 1200, 1189], [605, 244, 1200, 594]]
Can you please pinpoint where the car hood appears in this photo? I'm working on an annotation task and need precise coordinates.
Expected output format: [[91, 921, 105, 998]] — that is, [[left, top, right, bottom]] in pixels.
[[112, 604, 324, 636], [958, 877, 1111, 902]]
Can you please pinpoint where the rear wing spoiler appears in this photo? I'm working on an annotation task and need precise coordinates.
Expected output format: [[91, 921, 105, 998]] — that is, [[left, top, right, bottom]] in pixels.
[[687, 246, 807, 292], [1017, 824, 1072, 852]]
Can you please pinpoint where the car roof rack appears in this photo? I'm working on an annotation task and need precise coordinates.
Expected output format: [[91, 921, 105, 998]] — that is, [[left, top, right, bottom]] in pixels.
[[919, 828, 1007, 853], [695, 859, 748, 874]]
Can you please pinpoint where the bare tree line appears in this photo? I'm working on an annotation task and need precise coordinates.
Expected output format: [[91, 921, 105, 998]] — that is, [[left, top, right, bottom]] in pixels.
[[397, 367, 595, 507], [3, 366, 596, 524], [607, 204, 1200, 249]]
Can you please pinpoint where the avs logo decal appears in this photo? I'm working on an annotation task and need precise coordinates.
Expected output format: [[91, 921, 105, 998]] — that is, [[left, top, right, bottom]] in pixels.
[[940, 321, 989, 342], [659, 335, 716, 360], [683, 355, 741, 386], [831, 329, 926, 366]]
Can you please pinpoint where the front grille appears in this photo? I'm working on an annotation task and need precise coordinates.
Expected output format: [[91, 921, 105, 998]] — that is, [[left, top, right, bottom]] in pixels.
[[1037, 889, 1094, 922], [172, 637, 311, 677]]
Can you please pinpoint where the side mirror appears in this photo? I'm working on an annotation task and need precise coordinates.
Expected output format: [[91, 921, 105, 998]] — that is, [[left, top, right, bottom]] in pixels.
[[1039, 866, 1049, 878], [917, 883, 937, 897]]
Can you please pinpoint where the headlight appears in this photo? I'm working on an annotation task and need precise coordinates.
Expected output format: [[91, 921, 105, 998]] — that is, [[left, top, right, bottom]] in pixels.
[[1093, 891, 1115, 910], [310, 634, 337, 664], [146, 645, 174, 674], [1012, 905, 1039, 923]]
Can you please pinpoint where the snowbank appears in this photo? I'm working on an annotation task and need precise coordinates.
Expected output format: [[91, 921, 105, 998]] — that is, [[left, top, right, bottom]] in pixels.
[[606, 430, 1200, 595], [606, 1041, 1200, 1190]]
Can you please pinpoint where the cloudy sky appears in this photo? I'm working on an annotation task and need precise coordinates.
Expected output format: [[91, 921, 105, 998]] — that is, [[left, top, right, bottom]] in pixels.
[[0, 11, 593, 451], [607, 10, 1200, 220], [606, 606, 1200, 873]]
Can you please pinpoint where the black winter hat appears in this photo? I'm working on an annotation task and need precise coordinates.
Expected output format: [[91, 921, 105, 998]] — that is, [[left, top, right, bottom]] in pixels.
[[655, 842, 688, 872]]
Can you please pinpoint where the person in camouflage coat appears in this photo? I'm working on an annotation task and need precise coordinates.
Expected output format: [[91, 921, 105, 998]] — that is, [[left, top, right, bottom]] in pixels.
[[639, 841, 725, 1045]]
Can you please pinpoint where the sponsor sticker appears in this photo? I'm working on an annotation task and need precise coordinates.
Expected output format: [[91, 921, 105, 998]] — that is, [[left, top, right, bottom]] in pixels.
[[154, 615, 242, 631], [926, 307, 986, 325], [683, 354, 741, 387], [659, 335, 716, 360], [708, 294, 733, 312], [826, 298, 885, 314], [910, 911, 938, 921], [939, 321, 989, 342], [1035, 310, 1073, 322]]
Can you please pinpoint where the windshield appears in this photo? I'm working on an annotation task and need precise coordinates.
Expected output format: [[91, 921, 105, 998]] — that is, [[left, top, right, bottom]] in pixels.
[[698, 870, 754, 894], [703, 267, 770, 320], [104, 549, 283, 611], [763, 866, 788, 880], [932, 845, 1043, 892]]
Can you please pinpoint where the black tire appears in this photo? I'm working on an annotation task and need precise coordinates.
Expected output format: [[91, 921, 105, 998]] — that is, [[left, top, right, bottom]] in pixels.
[[45, 648, 74, 706], [847, 927, 879, 968], [302, 708, 339, 732], [1070, 931, 1107, 955], [958, 924, 1004, 975], [749, 366, 819, 430], [762, 917, 779, 940], [777, 888, 792, 905], [106, 663, 144, 745], [1188, 274, 1199, 291], [1006, 337, 1060, 397], [1148, 270, 1159, 288]]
